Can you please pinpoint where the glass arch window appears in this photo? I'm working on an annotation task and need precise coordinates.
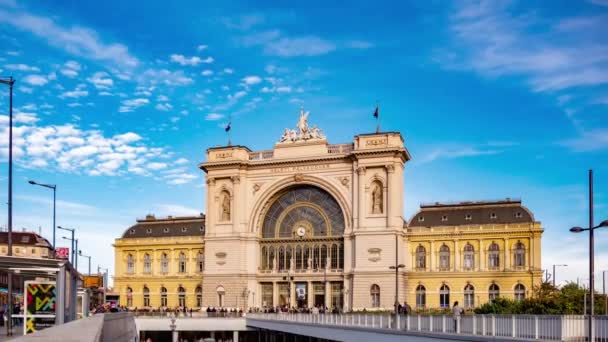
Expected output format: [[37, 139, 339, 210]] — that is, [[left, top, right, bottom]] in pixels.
[[439, 244, 450, 270], [143, 286, 150, 307], [161, 287, 167, 307], [416, 245, 426, 269], [197, 251, 204, 272], [489, 284, 500, 302], [179, 253, 186, 273], [371, 284, 380, 308], [488, 243, 500, 269], [261, 186, 345, 238], [463, 243, 474, 270], [415, 285, 426, 309], [178, 286, 186, 307], [463, 284, 474, 309], [439, 285, 450, 308], [126, 287, 133, 307], [143, 253, 151, 274], [514, 284, 526, 301], [196, 286, 203, 307], [127, 254, 134, 274], [161, 253, 168, 273], [514, 242, 526, 267]]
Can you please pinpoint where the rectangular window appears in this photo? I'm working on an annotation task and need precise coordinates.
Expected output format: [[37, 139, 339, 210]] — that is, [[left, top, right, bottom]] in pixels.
[[261, 283, 273, 308]]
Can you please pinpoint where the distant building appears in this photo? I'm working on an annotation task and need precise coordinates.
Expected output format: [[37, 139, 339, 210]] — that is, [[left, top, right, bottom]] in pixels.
[[0, 231, 53, 258], [113, 215, 205, 309], [113, 110, 543, 311]]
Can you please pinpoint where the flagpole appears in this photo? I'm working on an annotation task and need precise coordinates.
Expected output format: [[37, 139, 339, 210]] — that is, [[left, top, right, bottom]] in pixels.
[[375, 100, 380, 133], [227, 114, 232, 146]]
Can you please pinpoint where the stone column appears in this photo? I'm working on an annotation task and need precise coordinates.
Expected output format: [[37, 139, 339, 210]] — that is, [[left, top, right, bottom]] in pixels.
[[231, 176, 240, 233], [272, 282, 278, 308], [325, 281, 331, 309], [503, 238, 509, 271], [290, 280, 296, 308], [357, 166, 366, 229], [429, 241, 435, 272], [233, 330, 239, 342], [454, 240, 460, 272], [385, 164, 394, 229], [206, 177, 216, 234], [307, 281, 313, 309], [478, 239, 485, 271]]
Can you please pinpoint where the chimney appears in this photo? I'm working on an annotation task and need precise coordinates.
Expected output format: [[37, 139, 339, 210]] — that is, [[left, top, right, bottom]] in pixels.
[[145, 214, 156, 221]]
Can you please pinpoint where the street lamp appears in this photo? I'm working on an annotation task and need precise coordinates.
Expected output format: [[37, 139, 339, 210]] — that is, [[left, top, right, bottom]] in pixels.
[[79, 250, 92, 275], [552, 264, 568, 288], [389, 263, 406, 315], [62, 236, 78, 272], [28, 180, 57, 249], [57, 226, 75, 265], [1, 76, 15, 337], [569, 169, 608, 341]]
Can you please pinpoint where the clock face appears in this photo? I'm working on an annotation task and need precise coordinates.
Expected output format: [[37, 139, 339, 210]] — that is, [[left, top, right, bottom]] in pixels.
[[296, 226, 306, 237]]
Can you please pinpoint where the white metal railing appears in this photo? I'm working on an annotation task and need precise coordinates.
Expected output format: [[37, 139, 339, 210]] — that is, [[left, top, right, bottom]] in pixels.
[[246, 313, 608, 341]]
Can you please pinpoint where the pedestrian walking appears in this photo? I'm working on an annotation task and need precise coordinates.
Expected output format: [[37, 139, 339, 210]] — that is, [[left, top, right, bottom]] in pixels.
[[452, 301, 463, 332]]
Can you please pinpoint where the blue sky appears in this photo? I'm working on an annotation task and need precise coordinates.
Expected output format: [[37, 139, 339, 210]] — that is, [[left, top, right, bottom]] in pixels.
[[0, 0, 607, 286]]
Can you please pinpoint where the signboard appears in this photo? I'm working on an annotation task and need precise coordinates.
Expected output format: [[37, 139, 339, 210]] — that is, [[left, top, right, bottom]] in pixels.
[[24, 281, 56, 335], [55, 247, 69, 260], [82, 275, 102, 288]]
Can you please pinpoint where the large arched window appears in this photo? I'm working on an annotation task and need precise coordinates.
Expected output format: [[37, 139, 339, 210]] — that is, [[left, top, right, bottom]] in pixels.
[[488, 242, 500, 269], [514, 242, 526, 267], [161, 287, 167, 307], [489, 284, 500, 302], [278, 246, 285, 271], [463, 284, 474, 309], [514, 284, 526, 301], [127, 254, 134, 274], [161, 253, 168, 273], [439, 244, 450, 270], [415, 285, 426, 309], [143, 253, 151, 274], [178, 286, 186, 307], [463, 243, 474, 270], [126, 287, 133, 307], [370, 284, 380, 308], [196, 286, 203, 307], [143, 286, 150, 307], [330, 244, 338, 269], [197, 251, 204, 272], [415, 245, 426, 269], [439, 285, 450, 308], [179, 252, 186, 273], [261, 246, 268, 270]]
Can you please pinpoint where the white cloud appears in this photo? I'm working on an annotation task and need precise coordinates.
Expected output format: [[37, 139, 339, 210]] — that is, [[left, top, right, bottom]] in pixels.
[[276, 86, 291, 93], [60, 87, 88, 98], [561, 129, 608, 151], [155, 103, 173, 111], [119, 98, 149, 112], [242, 75, 262, 85], [23, 74, 48, 86], [5, 63, 39, 72], [205, 113, 224, 121], [170, 54, 202, 66], [201, 69, 213, 76], [175, 157, 188, 165], [155, 204, 201, 216], [242, 30, 336, 57], [0, 9, 139, 69], [197, 44, 208, 51], [65, 60, 81, 70], [87, 71, 113, 89], [157, 95, 169, 102], [147, 162, 167, 170], [60, 69, 78, 78], [418, 144, 505, 164], [222, 14, 265, 31], [139, 69, 193, 86], [201, 56, 214, 64], [223, 68, 234, 74]]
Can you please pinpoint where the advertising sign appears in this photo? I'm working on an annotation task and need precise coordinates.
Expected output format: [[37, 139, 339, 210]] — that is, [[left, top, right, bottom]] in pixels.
[[55, 247, 69, 260], [24, 281, 56, 335], [82, 275, 102, 288]]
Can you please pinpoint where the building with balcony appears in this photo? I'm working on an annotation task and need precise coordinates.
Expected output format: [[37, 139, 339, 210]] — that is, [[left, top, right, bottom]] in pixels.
[[113, 109, 542, 312]]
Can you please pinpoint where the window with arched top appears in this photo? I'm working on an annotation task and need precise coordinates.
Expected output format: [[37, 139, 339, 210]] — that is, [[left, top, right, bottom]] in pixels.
[[514, 242, 526, 267], [463, 243, 474, 270], [489, 284, 500, 302], [415, 285, 426, 309], [416, 245, 426, 269], [278, 246, 285, 271], [463, 284, 474, 309], [178, 286, 186, 307], [161, 287, 167, 307], [261, 246, 268, 270], [197, 251, 204, 273], [161, 253, 168, 273], [143, 253, 151, 274], [439, 285, 450, 308], [439, 244, 450, 270], [514, 284, 526, 301], [295, 245, 303, 270], [488, 242, 500, 269], [330, 243, 338, 269], [127, 254, 134, 274], [370, 284, 380, 308], [196, 286, 203, 307], [179, 252, 186, 273], [143, 286, 150, 307], [126, 287, 133, 307]]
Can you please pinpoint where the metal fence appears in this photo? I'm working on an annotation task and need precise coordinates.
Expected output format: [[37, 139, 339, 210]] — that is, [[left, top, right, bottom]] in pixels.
[[247, 313, 608, 341]]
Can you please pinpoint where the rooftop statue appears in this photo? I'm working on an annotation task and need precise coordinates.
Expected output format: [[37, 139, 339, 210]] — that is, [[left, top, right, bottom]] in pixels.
[[278, 108, 326, 143]]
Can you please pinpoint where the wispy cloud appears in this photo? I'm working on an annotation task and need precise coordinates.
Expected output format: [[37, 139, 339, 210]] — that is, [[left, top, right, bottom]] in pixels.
[[417, 143, 505, 164], [561, 128, 608, 151], [154, 204, 202, 216]]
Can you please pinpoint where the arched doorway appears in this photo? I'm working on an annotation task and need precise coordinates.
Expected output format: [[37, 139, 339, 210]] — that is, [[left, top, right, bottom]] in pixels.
[[258, 185, 345, 310]]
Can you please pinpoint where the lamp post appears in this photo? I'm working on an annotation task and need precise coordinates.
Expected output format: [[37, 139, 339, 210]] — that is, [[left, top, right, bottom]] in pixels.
[[28, 180, 56, 249], [569, 169, 608, 341], [62, 236, 78, 272], [98, 266, 109, 304], [57, 226, 75, 265], [552, 264, 568, 288], [1, 76, 15, 337], [79, 250, 92, 275], [389, 234, 405, 315]]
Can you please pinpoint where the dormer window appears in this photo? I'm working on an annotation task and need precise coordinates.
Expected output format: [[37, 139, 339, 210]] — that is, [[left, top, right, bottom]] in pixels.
[[465, 214, 472, 221], [181, 227, 188, 232], [163, 228, 169, 233], [199, 227, 204, 232], [515, 212, 522, 218], [441, 215, 448, 222], [146, 228, 152, 234], [418, 216, 425, 222], [490, 212, 497, 219], [129, 229, 135, 235]]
